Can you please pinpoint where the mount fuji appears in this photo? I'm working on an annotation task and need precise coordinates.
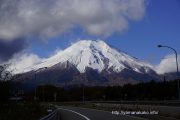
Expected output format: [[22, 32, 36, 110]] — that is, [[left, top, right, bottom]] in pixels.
[[17, 40, 159, 86]]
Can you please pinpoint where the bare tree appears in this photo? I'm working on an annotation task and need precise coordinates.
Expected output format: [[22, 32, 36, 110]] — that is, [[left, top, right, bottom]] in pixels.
[[0, 64, 12, 81]]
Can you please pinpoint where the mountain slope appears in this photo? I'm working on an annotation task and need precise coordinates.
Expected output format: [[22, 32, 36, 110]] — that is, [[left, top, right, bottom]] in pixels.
[[17, 40, 158, 86], [26, 40, 154, 74]]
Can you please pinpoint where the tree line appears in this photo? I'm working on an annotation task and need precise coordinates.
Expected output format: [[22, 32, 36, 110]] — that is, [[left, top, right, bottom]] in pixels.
[[0, 64, 179, 102], [23, 79, 179, 102]]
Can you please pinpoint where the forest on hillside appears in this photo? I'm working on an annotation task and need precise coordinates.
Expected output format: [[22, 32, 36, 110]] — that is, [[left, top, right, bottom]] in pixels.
[[0, 64, 179, 102], [1, 79, 179, 102]]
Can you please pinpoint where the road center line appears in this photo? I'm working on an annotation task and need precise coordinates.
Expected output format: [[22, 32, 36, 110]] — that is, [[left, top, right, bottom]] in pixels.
[[58, 107, 91, 120]]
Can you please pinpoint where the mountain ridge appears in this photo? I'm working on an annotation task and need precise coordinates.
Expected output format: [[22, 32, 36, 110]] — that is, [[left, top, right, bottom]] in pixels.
[[24, 40, 154, 74], [14, 40, 159, 86]]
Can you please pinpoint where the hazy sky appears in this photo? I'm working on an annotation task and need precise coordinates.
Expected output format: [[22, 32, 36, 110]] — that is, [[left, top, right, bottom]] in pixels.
[[0, 0, 180, 74]]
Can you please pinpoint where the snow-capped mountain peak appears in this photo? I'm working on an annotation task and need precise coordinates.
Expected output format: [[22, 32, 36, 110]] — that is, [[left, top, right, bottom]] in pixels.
[[27, 40, 153, 74]]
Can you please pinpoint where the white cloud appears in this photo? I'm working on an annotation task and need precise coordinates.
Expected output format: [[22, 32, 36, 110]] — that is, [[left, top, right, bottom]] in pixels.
[[5, 48, 64, 74], [6, 53, 43, 74], [155, 54, 180, 74], [0, 0, 147, 41]]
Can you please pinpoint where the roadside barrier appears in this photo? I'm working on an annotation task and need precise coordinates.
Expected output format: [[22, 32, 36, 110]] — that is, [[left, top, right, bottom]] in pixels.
[[39, 109, 59, 120]]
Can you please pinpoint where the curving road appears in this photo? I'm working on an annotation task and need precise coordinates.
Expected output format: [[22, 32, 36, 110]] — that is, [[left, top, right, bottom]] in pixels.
[[57, 106, 147, 120]]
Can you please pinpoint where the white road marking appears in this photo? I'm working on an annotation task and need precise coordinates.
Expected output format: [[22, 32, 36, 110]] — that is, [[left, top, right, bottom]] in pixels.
[[58, 107, 91, 120], [63, 106, 147, 120]]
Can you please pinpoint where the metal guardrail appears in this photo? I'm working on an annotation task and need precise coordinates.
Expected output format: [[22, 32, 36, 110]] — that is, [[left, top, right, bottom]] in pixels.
[[39, 109, 59, 120]]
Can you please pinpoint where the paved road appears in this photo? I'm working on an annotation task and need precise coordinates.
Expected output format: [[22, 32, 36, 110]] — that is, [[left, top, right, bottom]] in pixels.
[[57, 106, 147, 120], [97, 103, 180, 118]]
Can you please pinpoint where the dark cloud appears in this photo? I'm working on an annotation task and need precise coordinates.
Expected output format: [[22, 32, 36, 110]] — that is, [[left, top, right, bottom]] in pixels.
[[0, 38, 27, 62]]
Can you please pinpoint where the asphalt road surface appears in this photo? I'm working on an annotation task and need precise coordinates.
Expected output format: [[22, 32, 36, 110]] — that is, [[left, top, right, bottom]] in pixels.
[[57, 106, 147, 120]]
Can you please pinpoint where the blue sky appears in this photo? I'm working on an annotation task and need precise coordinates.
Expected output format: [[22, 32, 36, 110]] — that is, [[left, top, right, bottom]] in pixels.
[[27, 0, 180, 64], [0, 0, 179, 67]]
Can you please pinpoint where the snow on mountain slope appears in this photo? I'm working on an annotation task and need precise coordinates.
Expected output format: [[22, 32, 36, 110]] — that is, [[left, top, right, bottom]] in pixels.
[[26, 40, 154, 74]]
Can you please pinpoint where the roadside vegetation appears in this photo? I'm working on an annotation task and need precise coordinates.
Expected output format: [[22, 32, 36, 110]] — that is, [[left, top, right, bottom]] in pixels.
[[0, 64, 180, 120], [0, 65, 48, 120], [30, 80, 179, 102], [0, 102, 47, 120]]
